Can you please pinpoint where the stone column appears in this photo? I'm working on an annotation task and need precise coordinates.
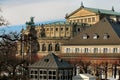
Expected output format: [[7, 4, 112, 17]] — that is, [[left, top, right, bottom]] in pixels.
[[39, 43, 42, 52], [52, 42, 55, 52], [46, 42, 49, 53]]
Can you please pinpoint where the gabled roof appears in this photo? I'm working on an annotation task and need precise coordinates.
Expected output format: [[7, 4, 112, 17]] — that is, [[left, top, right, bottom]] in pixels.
[[64, 17, 120, 45], [29, 53, 73, 69], [67, 6, 120, 18]]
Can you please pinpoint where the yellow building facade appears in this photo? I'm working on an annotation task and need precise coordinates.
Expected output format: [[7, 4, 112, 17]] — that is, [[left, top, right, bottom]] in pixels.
[[17, 5, 120, 56], [17, 4, 120, 79]]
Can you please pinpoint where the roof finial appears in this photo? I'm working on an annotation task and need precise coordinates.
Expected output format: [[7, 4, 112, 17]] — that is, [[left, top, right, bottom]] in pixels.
[[112, 6, 115, 12], [81, 1, 84, 8]]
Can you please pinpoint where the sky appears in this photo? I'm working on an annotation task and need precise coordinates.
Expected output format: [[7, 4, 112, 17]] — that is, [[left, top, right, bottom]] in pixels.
[[0, 0, 120, 25]]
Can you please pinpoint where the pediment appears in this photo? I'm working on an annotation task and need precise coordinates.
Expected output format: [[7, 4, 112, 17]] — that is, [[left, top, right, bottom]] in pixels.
[[69, 8, 97, 18]]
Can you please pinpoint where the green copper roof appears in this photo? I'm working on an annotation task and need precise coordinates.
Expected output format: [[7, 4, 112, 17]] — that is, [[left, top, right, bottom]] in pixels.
[[85, 7, 120, 16], [46, 21, 71, 25], [67, 6, 120, 18]]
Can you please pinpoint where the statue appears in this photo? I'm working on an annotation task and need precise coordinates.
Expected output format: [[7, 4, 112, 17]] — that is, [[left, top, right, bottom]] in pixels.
[[26, 17, 35, 26], [30, 17, 34, 23]]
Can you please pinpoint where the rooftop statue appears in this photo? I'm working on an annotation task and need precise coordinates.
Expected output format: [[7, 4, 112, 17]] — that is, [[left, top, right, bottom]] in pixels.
[[26, 17, 35, 26]]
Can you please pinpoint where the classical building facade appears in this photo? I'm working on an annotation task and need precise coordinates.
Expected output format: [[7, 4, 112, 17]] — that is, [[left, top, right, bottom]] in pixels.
[[18, 5, 120, 56], [17, 4, 120, 79], [17, 18, 90, 55], [66, 4, 120, 25]]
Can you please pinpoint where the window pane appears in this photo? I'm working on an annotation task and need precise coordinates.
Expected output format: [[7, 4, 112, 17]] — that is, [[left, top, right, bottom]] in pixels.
[[94, 48, 98, 53]]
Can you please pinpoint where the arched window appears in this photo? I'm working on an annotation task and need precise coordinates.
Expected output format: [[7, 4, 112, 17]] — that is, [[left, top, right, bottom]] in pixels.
[[42, 44, 46, 51], [55, 43, 60, 51], [48, 44, 52, 51]]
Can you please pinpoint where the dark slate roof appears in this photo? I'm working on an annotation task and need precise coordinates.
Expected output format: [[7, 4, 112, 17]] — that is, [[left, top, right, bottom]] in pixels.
[[64, 17, 120, 45], [67, 7, 120, 18], [29, 53, 73, 69]]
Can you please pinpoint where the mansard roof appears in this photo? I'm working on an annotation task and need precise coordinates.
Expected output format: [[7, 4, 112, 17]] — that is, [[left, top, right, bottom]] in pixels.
[[29, 53, 73, 69], [66, 6, 120, 18], [64, 17, 120, 45]]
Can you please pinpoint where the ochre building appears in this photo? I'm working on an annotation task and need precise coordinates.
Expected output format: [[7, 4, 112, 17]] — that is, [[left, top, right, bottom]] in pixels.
[[17, 4, 120, 79]]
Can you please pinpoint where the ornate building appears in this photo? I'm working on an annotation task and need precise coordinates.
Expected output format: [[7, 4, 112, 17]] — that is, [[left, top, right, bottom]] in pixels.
[[66, 3, 120, 25], [17, 4, 120, 56], [17, 4, 120, 79], [17, 17, 90, 55]]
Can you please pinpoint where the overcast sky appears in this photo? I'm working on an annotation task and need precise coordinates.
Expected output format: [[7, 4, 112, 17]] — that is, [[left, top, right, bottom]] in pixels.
[[1, 0, 120, 25]]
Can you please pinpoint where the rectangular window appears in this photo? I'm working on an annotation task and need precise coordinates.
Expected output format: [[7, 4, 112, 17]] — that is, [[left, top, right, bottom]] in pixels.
[[40, 71, 42, 74], [48, 70, 56, 80], [39, 69, 47, 80], [43, 71, 47, 74], [53, 76, 56, 79], [43, 76, 47, 79], [53, 71, 56, 75], [75, 48, 80, 53], [92, 17, 95, 22], [88, 18, 91, 22], [84, 48, 89, 53], [94, 48, 98, 53], [35, 71, 38, 74], [81, 19, 83, 23], [35, 75, 37, 79], [113, 48, 118, 53], [66, 48, 71, 53], [49, 71, 52, 74], [77, 19, 79, 22], [31, 70, 33, 74], [103, 48, 108, 53], [31, 75, 33, 78], [84, 18, 87, 23]]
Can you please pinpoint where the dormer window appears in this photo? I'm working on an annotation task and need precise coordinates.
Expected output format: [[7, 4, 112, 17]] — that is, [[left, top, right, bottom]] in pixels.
[[44, 58, 49, 62], [103, 33, 109, 39], [82, 33, 88, 39], [93, 33, 99, 39]]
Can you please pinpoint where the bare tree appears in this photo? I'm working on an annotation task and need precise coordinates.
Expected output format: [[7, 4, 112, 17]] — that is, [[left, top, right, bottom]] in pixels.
[[0, 7, 9, 26]]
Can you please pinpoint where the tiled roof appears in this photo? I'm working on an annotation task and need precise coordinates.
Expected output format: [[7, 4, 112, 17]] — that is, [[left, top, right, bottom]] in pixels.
[[67, 7, 120, 18], [29, 53, 73, 69], [64, 17, 120, 45]]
